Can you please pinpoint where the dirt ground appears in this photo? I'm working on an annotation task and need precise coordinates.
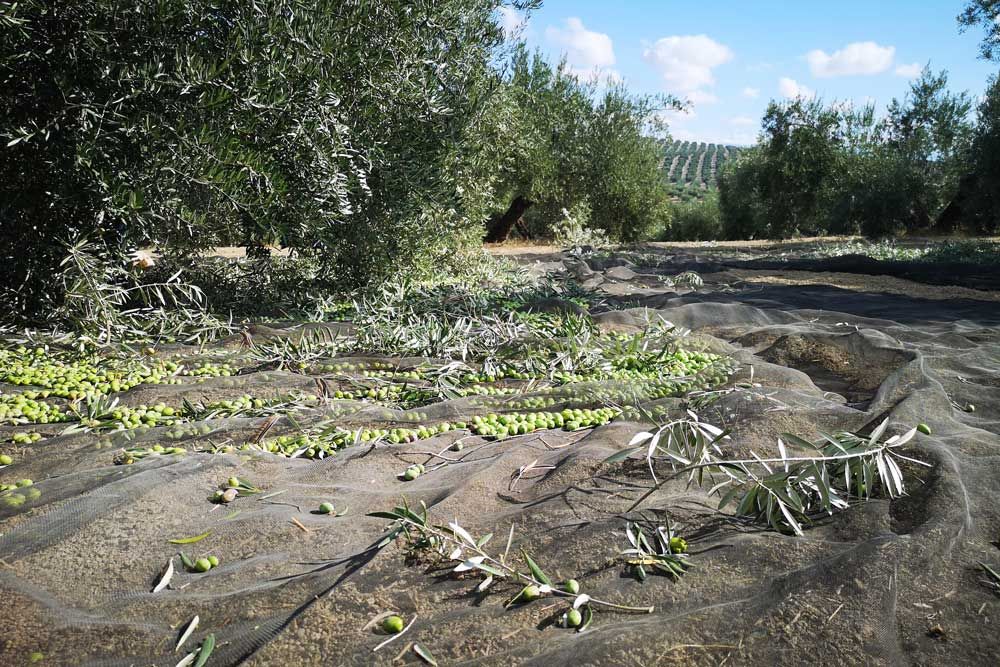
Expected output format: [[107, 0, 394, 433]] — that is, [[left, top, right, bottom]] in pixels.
[[2, 243, 1000, 666]]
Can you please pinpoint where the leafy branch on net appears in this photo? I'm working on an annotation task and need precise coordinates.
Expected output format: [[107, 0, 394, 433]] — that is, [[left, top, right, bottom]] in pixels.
[[612, 413, 930, 535], [370, 499, 653, 631]]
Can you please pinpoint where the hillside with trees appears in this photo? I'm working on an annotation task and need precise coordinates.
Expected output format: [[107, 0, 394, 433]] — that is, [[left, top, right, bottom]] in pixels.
[[660, 140, 743, 198]]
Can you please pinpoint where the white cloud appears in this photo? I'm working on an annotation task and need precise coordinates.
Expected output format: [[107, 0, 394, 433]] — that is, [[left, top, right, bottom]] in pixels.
[[779, 77, 815, 100], [545, 18, 617, 80], [894, 62, 922, 78], [742, 87, 760, 98], [685, 90, 718, 105], [806, 41, 895, 77], [729, 115, 755, 126], [642, 34, 733, 105], [497, 7, 525, 37]]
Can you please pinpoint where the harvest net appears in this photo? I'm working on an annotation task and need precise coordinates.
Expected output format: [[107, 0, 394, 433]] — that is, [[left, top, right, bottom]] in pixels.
[[1, 247, 999, 665]]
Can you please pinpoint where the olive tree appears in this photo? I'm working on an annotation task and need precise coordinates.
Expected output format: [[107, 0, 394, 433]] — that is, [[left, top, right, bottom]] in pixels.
[[718, 98, 844, 238], [0, 0, 531, 320], [719, 71, 974, 239], [964, 75, 1000, 232], [484, 46, 678, 244], [958, 0, 1000, 60]]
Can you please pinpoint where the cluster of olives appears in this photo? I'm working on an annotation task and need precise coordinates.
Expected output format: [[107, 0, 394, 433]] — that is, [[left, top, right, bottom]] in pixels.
[[402, 463, 426, 481], [360, 369, 423, 380], [182, 362, 235, 378], [0, 394, 67, 425], [163, 423, 216, 440], [316, 361, 395, 374], [0, 346, 162, 399], [0, 347, 185, 400], [113, 445, 187, 465], [387, 422, 466, 443], [104, 403, 182, 429], [490, 364, 733, 412], [0, 478, 33, 492], [325, 385, 409, 401], [189, 555, 220, 572], [251, 431, 357, 458], [448, 384, 520, 398], [231, 406, 625, 463], [461, 367, 533, 383], [0, 480, 40, 507], [204, 394, 268, 412], [9, 431, 41, 444], [470, 407, 620, 438], [248, 422, 471, 459], [0, 347, 249, 427], [316, 362, 360, 374]]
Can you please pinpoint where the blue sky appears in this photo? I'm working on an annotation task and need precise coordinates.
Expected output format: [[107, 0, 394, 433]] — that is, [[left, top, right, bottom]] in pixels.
[[501, 1, 998, 145]]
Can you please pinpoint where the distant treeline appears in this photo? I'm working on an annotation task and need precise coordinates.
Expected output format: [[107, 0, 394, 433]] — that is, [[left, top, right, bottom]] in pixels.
[[667, 0, 1000, 242], [715, 68, 1000, 240]]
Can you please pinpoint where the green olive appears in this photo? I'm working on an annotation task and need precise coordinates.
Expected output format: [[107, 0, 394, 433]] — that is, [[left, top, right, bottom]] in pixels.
[[563, 579, 580, 595], [382, 615, 405, 634], [0, 454, 12, 465], [565, 608, 583, 627], [521, 585, 541, 601], [207, 555, 220, 568], [917, 423, 931, 435], [194, 558, 212, 573], [318, 502, 335, 514]]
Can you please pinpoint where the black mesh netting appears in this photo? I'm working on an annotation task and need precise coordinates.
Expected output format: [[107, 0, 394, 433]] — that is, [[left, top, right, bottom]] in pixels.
[[2, 248, 999, 666]]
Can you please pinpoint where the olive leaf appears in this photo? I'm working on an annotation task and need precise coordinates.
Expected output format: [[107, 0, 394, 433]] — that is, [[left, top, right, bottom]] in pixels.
[[522, 550, 553, 587], [169, 532, 210, 545], [192, 633, 215, 667], [413, 643, 438, 666], [175, 616, 199, 652], [152, 558, 174, 593]]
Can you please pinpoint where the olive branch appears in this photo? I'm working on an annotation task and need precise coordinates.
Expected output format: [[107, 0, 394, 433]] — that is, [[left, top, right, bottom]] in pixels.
[[612, 413, 930, 535], [370, 500, 653, 631]]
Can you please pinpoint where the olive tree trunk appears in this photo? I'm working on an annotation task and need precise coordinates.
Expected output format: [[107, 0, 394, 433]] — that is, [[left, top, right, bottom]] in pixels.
[[484, 195, 532, 243]]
